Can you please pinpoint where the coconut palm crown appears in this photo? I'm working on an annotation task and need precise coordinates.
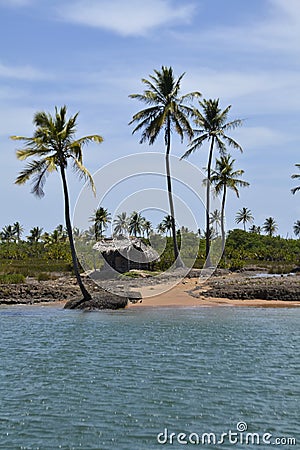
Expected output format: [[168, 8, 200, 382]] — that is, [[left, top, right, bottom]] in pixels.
[[13, 105, 103, 302], [182, 98, 243, 266], [129, 66, 200, 267], [210, 154, 249, 253]]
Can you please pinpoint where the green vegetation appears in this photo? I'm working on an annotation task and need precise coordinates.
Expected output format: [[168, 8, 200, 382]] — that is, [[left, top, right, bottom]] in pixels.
[[0, 273, 26, 284]]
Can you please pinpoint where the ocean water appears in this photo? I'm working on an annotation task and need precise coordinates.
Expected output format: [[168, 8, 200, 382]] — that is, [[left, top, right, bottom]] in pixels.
[[0, 305, 299, 450]]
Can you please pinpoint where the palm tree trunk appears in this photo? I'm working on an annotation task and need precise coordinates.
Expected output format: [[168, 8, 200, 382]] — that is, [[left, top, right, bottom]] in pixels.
[[205, 137, 215, 267], [60, 166, 91, 301], [221, 185, 226, 256], [165, 116, 184, 268]]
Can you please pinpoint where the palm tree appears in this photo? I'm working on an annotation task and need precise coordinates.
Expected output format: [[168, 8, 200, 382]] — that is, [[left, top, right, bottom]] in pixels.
[[160, 215, 173, 236], [143, 220, 153, 239], [182, 98, 243, 267], [129, 211, 144, 237], [90, 207, 111, 240], [13, 105, 103, 302], [211, 155, 249, 253], [210, 209, 221, 236], [249, 225, 261, 234], [1, 225, 15, 242], [291, 164, 300, 194], [157, 223, 166, 235], [263, 217, 278, 237], [27, 226, 43, 243], [235, 207, 254, 231], [293, 220, 300, 238], [129, 66, 200, 267], [113, 212, 129, 236], [12, 221, 24, 242]]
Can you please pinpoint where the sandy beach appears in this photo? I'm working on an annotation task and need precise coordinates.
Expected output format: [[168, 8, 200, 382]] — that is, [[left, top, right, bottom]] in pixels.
[[128, 277, 300, 308]]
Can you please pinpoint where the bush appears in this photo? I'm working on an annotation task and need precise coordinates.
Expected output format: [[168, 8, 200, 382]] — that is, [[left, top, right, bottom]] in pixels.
[[0, 273, 26, 284]]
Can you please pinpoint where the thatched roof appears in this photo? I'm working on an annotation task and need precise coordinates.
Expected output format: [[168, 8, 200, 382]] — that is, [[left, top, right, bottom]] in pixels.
[[93, 237, 159, 262]]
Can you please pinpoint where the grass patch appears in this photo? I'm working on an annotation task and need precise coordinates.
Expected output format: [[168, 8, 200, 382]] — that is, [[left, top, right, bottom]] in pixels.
[[0, 273, 26, 284]]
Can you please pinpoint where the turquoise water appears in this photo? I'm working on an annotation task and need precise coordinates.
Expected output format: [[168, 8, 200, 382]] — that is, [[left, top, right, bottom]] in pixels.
[[0, 306, 299, 449]]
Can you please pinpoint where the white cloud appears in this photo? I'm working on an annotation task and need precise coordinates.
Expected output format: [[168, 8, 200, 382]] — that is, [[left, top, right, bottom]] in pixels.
[[0, 61, 52, 81], [59, 0, 195, 36]]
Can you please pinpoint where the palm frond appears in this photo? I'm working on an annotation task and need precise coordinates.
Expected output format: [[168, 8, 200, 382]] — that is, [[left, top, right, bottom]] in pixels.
[[72, 157, 96, 195]]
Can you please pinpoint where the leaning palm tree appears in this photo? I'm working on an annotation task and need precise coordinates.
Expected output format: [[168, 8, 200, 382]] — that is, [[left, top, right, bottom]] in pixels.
[[293, 220, 300, 238], [235, 207, 254, 231], [210, 155, 249, 253], [113, 212, 129, 236], [129, 66, 200, 267], [13, 105, 103, 302], [291, 164, 300, 194], [182, 98, 243, 267], [263, 217, 278, 237], [90, 207, 111, 240]]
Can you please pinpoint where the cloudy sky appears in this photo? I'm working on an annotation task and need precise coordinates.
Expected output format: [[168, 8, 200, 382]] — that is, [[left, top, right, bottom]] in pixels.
[[1, 0, 300, 236]]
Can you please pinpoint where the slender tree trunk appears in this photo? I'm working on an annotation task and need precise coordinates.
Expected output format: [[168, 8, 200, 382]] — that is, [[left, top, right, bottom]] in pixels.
[[60, 166, 91, 301], [221, 185, 226, 256], [165, 117, 184, 268], [205, 137, 215, 268]]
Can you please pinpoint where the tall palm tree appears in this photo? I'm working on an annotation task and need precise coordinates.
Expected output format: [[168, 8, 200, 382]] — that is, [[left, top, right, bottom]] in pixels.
[[263, 217, 278, 237], [182, 98, 243, 267], [210, 209, 221, 236], [27, 226, 43, 243], [90, 207, 111, 240], [129, 211, 144, 237], [13, 105, 103, 302], [291, 164, 300, 194], [210, 155, 249, 253], [113, 212, 129, 236], [235, 207, 254, 231], [293, 220, 300, 238], [129, 66, 200, 267]]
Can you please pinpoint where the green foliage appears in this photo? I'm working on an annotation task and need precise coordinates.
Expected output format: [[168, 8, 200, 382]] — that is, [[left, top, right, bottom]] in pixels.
[[225, 229, 300, 264], [0, 273, 26, 284]]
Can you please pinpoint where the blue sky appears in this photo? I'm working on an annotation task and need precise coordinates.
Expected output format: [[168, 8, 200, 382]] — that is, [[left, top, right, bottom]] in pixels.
[[1, 0, 300, 237]]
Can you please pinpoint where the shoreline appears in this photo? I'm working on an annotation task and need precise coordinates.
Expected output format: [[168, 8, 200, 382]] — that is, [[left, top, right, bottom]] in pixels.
[[1, 271, 300, 309]]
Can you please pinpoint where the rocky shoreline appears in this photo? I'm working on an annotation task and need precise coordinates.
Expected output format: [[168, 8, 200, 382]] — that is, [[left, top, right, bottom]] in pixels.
[[189, 273, 300, 301], [1, 269, 300, 308]]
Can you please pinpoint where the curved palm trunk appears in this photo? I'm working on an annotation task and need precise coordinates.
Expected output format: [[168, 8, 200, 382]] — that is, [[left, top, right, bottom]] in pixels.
[[60, 166, 91, 301], [205, 137, 215, 268], [221, 184, 226, 256], [165, 118, 184, 268]]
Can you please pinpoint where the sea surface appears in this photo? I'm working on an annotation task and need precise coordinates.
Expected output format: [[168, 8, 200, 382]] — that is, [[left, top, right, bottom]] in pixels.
[[0, 305, 299, 449]]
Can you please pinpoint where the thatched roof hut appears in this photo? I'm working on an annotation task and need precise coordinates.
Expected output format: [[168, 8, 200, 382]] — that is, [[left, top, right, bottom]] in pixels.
[[93, 236, 159, 273]]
